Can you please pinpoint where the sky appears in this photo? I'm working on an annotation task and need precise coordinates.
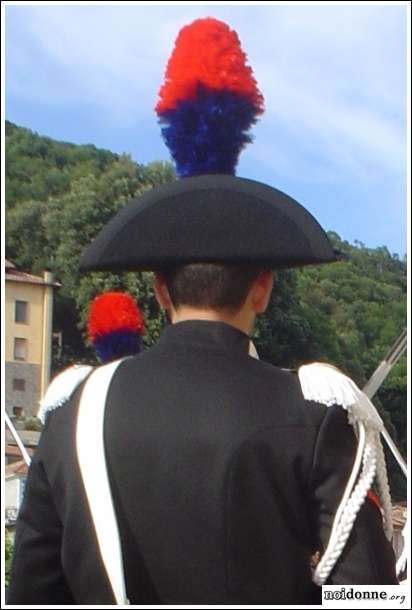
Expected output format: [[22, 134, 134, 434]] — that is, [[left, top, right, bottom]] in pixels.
[[5, 2, 408, 256]]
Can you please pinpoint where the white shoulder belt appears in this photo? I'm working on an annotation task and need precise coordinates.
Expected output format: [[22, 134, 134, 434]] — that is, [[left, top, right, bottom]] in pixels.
[[76, 359, 129, 605]]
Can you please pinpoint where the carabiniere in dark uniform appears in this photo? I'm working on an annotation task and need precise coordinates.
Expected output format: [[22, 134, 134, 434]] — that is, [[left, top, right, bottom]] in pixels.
[[8, 17, 398, 605], [8, 319, 397, 605]]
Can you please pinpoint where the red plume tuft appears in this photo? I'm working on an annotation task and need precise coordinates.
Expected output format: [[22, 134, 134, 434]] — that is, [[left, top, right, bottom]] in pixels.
[[87, 291, 145, 341], [156, 17, 264, 114]]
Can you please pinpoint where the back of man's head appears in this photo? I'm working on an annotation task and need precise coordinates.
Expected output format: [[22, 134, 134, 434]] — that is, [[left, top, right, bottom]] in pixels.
[[154, 263, 273, 339], [162, 263, 262, 313]]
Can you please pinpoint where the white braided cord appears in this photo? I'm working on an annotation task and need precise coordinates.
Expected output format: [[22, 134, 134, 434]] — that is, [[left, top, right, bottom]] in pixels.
[[374, 433, 394, 541], [322, 422, 366, 555], [313, 424, 378, 585], [298, 363, 399, 585]]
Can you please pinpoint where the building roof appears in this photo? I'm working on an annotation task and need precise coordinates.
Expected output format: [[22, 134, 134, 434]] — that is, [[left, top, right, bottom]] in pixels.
[[392, 503, 407, 529], [5, 459, 28, 478], [5, 259, 61, 287], [6, 429, 41, 447], [6, 444, 34, 460]]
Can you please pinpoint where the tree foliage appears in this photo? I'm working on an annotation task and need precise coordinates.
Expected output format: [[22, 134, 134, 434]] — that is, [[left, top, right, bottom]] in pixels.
[[5, 122, 406, 498], [5, 529, 14, 588]]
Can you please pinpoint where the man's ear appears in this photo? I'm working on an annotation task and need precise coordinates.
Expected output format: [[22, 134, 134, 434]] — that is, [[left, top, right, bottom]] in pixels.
[[250, 271, 274, 314], [154, 273, 173, 311]]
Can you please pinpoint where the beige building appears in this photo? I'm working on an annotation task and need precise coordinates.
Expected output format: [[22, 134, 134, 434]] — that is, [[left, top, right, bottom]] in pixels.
[[5, 260, 59, 419]]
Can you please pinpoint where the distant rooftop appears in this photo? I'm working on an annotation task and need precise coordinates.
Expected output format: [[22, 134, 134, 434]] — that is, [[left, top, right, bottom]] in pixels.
[[392, 503, 407, 529], [6, 429, 41, 447], [6, 444, 35, 460], [5, 459, 28, 478], [5, 259, 60, 287]]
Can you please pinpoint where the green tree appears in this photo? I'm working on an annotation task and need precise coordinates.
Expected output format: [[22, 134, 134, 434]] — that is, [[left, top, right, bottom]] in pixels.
[[5, 123, 406, 499], [5, 530, 14, 588]]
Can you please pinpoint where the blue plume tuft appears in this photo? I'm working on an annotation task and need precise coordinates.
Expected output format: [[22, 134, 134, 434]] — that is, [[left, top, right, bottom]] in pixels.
[[158, 86, 259, 177], [93, 329, 142, 363]]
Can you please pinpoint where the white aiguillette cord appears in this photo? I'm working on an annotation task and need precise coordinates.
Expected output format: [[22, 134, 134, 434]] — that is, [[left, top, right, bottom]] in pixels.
[[298, 362, 395, 584], [76, 358, 129, 605]]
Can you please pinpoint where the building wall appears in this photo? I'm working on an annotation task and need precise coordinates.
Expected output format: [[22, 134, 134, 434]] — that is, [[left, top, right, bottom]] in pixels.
[[5, 281, 45, 364], [5, 477, 26, 526], [5, 280, 45, 418], [5, 477, 20, 511], [392, 529, 405, 562], [5, 361, 42, 418]]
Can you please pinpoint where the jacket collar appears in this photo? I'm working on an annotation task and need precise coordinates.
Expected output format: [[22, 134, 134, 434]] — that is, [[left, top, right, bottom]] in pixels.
[[158, 319, 251, 355]]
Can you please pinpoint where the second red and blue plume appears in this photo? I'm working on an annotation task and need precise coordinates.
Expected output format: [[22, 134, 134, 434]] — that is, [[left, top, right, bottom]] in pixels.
[[156, 17, 264, 177], [87, 292, 145, 362]]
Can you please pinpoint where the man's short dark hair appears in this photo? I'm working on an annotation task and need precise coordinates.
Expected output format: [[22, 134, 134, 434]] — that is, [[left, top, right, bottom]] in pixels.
[[162, 263, 263, 313]]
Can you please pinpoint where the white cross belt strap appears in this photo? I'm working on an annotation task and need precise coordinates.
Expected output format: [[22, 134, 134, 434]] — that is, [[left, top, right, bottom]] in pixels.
[[76, 358, 129, 605]]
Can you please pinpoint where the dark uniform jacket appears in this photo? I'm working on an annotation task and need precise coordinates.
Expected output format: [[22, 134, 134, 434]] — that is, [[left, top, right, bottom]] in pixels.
[[8, 320, 397, 605]]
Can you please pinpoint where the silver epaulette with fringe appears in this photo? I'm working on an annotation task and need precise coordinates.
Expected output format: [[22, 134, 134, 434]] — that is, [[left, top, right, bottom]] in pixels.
[[298, 362, 393, 585], [38, 364, 93, 424]]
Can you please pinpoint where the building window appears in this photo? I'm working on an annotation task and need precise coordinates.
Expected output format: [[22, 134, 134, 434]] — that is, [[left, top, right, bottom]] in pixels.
[[13, 406, 24, 418], [15, 300, 28, 324], [14, 338, 28, 361], [13, 378, 26, 391]]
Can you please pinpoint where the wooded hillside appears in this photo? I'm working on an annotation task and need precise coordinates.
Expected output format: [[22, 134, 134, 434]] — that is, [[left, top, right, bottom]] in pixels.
[[6, 121, 406, 498]]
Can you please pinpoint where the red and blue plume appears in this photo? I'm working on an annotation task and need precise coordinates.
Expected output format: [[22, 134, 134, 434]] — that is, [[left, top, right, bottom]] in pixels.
[[87, 292, 145, 362], [156, 17, 264, 177]]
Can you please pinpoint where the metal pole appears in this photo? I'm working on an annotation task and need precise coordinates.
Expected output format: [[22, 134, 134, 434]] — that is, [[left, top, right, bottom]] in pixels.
[[363, 328, 407, 400], [380, 428, 407, 477], [5, 412, 31, 466], [362, 328, 407, 477]]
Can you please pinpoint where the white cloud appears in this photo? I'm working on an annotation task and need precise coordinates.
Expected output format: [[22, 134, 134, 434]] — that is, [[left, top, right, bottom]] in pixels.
[[246, 5, 406, 179]]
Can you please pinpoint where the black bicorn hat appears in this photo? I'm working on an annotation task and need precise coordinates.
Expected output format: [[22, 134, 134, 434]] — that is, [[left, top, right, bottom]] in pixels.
[[80, 18, 338, 273], [80, 174, 337, 272]]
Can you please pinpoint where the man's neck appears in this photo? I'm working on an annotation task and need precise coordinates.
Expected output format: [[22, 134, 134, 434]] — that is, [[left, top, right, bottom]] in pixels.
[[171, 307, 254, 336]]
